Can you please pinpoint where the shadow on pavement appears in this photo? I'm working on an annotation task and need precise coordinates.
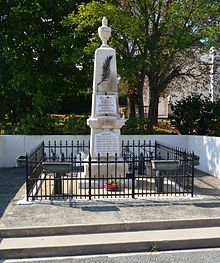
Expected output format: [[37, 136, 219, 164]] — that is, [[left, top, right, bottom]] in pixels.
[[0, 167, 26, 218], [193, 202, 220, 208], [81, 206, 120, 212], [194, 186, 220, 197]]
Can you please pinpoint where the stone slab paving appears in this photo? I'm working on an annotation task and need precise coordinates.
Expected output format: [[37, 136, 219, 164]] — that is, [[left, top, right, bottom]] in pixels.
[[0, 167, 220, 229]]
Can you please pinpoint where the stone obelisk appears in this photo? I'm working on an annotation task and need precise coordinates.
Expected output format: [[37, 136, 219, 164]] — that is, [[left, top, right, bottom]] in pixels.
[[87, 17, 125, 159]]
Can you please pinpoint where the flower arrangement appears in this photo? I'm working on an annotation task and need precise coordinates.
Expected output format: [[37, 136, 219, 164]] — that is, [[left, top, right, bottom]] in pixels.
[[104, 179, 119, 191]]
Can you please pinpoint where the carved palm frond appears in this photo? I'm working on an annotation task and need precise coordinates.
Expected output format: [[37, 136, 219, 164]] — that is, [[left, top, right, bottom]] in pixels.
[[97, 55, 113, 87]]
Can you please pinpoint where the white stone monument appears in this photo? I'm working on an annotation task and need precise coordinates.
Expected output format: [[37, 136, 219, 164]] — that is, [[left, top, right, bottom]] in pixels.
[[87, 17, 125, 159], [83, 17, 126, 181]]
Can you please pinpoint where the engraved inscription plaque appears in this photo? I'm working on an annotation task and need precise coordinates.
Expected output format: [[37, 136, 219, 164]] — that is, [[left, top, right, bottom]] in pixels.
[[96, 95, 117, 114], [94, 131, 119, 156]]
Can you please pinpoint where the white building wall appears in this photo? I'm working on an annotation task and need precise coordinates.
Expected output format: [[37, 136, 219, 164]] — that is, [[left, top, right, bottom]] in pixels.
[[0, 135, 90, 167], [2, 134, 220, 179], [210, 47, 220, 101], [144, 47, 220, 116], [166, 51, 212, 105], [188, 135, 220, 177]]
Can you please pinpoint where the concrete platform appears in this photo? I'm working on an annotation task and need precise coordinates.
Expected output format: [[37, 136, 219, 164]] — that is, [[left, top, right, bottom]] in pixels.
[[1, 167, 220, 229]]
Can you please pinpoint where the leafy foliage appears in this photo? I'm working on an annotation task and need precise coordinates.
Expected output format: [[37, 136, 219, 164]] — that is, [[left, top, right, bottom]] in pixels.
[[66, 0, 220, 128], [170, 95, 220, 136], [1, 0, 220, 135], [63, 114, 90, 135], [1, 114, 90, 135], [0, 0, 92, 127], [121, 118, 148, 135]]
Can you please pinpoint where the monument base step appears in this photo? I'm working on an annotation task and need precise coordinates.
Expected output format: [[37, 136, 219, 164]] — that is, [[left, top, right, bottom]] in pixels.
[[76, 177, 132, 189]]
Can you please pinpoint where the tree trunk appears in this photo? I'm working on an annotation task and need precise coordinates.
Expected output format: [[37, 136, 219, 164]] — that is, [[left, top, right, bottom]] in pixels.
[[137, 72, 146, 130], [148, 87, 160, 128], [138, 84, 144, 123], [128, 94, 136, 118]]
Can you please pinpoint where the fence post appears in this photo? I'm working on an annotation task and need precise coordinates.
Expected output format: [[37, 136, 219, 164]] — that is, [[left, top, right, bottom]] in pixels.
[[154, 140, 157, 159], [132, 153, 135, 199], [41, 141, 43, 160], [191, 151, 195, 197], [121, 140, 124, 156], [26, 154, 29, 201], [89, 153, 92, 200]]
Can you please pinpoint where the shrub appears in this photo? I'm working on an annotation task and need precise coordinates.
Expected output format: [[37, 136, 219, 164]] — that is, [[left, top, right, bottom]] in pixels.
[[170, 95, 220, 136], [2, 114, 59, 135], [1, 114, 90, 135], [121, 118, 148, 135], [62, 114, 90, 135]]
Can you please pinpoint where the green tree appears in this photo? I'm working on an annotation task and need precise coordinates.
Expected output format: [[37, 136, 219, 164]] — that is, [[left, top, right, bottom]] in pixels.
[[0, 0, 92, 128], [66, 0, 220, 131]]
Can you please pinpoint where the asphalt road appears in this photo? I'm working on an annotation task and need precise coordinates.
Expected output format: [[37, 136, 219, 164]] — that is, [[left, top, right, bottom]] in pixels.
[[0, 168, 25, 218], [2, 249, 220, 263]]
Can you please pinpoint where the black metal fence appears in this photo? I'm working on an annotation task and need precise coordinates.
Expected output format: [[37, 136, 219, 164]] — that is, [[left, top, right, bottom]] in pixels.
[[26, 140, 195, 201], [26, 142, 44, 200]]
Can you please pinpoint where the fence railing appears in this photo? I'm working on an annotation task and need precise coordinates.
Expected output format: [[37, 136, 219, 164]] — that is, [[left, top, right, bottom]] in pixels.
[[26, 140, 195, 201], [26, 141, 44, 200]]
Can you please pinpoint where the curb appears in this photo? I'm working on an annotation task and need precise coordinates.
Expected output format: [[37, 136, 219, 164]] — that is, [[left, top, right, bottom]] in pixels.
[[1, 227, 220, 259], [1, 217, 220, 238]]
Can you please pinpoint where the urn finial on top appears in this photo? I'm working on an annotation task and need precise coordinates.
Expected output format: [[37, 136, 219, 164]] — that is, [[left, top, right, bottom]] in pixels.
[[98, 17, 111, 47]]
